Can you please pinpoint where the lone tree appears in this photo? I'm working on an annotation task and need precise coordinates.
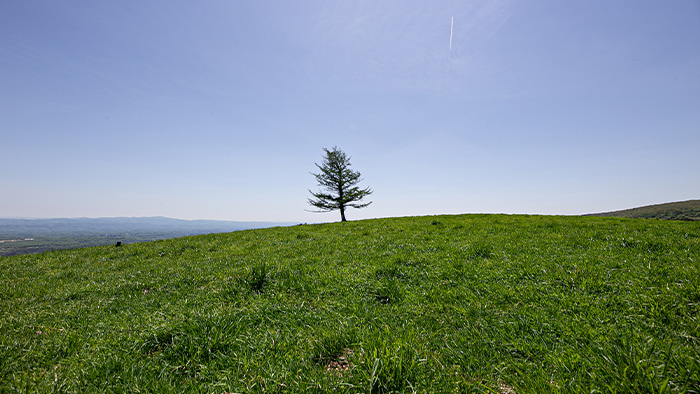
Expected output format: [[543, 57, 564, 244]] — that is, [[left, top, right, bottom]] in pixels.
[[308, 146, 373, 222]]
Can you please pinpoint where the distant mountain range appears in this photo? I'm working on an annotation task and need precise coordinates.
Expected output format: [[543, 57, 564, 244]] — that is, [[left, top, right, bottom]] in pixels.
[[0, 217, 294, 256], [586, 200, 700, 221]]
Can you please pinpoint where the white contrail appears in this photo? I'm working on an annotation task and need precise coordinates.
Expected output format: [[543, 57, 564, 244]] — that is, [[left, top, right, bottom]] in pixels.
[[449, 16, 454, 55]]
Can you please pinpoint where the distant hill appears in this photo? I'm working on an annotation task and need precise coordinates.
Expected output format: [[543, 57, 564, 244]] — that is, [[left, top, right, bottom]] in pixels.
[[0, 217, 293, 256], [587, 200, 700, 221]]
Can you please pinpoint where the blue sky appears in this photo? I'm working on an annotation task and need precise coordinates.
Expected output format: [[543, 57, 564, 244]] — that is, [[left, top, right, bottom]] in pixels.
[[2, 1, 699, 222]]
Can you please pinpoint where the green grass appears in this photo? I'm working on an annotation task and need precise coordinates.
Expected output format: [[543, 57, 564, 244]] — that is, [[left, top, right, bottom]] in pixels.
[[1, 214, 699, 393], [589, 199, 700, 221]]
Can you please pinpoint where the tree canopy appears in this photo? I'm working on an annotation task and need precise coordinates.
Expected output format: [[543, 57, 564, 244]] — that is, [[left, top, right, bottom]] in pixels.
[[308, 147, 372, 222]]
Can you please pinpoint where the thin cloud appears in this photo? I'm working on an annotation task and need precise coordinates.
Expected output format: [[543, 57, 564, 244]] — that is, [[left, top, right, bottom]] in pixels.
[[286, 0, 514, 93]]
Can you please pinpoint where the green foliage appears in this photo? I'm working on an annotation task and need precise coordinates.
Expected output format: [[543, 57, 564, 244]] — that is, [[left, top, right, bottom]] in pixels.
[[0, 214, 699, 392], [590, 199, 700, 221], [308, 146, 372, 222], [245, 262, 271, 293], [373, 279, 404, 304]]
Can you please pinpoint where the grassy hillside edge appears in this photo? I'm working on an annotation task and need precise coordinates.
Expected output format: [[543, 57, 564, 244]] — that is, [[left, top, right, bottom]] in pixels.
[[1, 214, 699, 392], [587, 199, 700, 221]]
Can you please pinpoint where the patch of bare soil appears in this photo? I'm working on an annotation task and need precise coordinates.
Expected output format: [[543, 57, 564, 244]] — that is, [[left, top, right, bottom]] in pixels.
[[324, 348, 354, 374]]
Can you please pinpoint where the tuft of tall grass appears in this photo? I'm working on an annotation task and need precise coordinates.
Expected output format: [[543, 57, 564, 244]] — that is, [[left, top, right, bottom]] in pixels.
[[245, 262, 270, 293]]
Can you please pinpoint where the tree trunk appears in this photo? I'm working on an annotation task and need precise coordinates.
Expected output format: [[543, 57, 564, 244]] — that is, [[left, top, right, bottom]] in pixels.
[[340, 206, 347, 222]]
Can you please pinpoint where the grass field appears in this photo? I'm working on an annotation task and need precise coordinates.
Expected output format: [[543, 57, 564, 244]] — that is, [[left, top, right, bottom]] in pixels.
[[1, 214, 699, 393]]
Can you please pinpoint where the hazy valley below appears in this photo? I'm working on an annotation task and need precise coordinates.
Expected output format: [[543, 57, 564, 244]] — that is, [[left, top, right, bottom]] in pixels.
[[0, 217, 293, 256]]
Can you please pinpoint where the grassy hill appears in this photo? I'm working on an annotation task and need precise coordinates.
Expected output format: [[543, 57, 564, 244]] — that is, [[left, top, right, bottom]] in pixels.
[[588, 199, 700, 221], [1, 214, 698, 393]]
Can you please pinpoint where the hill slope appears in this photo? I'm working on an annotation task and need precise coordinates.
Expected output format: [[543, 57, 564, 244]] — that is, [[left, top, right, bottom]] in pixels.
[[1, 214, 698, 392], [587, 199, 700, 221]]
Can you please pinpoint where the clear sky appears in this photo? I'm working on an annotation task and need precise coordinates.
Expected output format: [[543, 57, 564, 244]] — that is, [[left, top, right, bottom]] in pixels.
[[2, 1, 699, 222]]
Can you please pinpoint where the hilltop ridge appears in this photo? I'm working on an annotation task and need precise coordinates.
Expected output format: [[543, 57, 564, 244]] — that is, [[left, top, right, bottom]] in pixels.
[[587, 199, 700, 221]]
